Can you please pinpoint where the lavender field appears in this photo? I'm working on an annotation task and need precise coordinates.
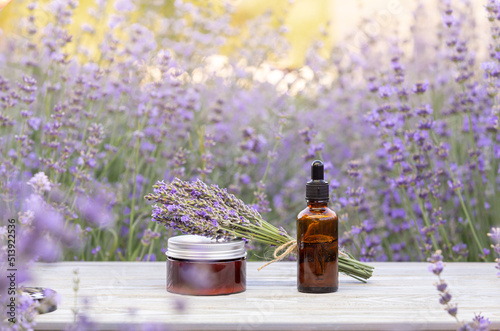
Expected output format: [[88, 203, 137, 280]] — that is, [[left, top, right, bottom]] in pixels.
[[1, 0, 500, 301]]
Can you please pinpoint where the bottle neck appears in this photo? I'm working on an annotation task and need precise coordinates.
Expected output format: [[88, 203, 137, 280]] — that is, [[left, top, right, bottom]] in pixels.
[[307, 200, 329, 208]]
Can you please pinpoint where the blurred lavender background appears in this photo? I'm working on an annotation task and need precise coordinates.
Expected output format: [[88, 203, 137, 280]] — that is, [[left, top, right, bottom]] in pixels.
[[0, 0, 499, 270], [1, 0, 500, 327]]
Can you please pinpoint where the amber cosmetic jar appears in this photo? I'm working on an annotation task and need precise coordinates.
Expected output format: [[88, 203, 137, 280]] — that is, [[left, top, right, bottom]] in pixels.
[[166, 235, 246, 296]]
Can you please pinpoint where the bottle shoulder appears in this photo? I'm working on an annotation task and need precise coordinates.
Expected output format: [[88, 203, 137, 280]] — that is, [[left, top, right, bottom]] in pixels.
[[297, 206, 337, 220]]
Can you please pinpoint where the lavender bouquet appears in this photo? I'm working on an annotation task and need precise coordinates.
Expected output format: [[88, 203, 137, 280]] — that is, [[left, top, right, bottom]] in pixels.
[[145, 178, 374, 282]]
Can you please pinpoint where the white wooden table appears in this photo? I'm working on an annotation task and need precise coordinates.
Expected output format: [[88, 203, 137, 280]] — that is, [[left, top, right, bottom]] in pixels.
[[28, 262, 500, 330]]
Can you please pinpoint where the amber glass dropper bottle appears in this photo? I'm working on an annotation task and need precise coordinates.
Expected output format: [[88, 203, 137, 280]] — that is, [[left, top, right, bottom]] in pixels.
[[297, 160, 338, 293]]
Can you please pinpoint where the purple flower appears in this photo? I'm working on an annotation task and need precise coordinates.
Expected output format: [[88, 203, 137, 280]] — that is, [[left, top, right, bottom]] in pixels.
[[143, 254, 156, 262], [489, 227, 500, 242], [428, 261, 444, 275], [76, 194, 116, 228], [481, 61, 500, 78], [439, 292, 452, 304], [415, 104, 433, 117], [108, 14, 125, 29], [427, 250, 469, 323], [447, 305, 458, 317], [447, 180, 463, 192], [114, 0, 136, 12], [418, 118, 434, 130], [436, 281, 447, 292], [27, 117, 42, 130], [87, 158, 97, 168], [27, 172, 51, 194], [452, 243, 469, 259], [378, 85, 394, 99], [412, 81, 429, 94], [347, 160, 361, 178], [351, 226, 362, 235], [166, 205, 178, 212], [239, 174, 251, 185]]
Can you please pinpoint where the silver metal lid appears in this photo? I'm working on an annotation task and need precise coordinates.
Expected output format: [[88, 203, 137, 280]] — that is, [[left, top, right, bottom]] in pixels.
[[166, 235, 246, 261]]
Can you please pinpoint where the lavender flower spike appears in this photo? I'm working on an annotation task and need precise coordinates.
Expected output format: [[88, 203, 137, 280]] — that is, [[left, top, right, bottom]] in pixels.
[[428, 250, 491, 330], [27, 172, 52, 194], [428, 250, 460, 322], [487, 228, 500, 277], [146, 178, 292, 243]]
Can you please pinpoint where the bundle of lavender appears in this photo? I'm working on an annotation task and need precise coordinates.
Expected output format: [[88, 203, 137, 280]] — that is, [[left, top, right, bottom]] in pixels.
[[145, 178, 374, 282]]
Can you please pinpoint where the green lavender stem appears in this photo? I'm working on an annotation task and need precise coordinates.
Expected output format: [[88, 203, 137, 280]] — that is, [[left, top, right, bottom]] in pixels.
[[127, 128, 142, 260], [445, 161, 484, 255]]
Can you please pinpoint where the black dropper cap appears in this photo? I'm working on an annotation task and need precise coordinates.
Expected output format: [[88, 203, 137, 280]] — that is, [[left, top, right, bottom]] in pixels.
[[306, 160, 329, 201]]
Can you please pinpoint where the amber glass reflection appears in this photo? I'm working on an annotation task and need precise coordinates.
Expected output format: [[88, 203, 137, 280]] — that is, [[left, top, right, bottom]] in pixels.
[[297, 200, 338, 293], [167, 257, 246, 295]]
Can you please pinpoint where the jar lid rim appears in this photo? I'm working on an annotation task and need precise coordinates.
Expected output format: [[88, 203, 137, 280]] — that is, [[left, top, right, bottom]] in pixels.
[[166, 235, 246, 260]]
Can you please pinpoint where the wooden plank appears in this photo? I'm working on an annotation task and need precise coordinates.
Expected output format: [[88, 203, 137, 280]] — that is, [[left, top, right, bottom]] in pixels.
[[26, 262, 500, 330]]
